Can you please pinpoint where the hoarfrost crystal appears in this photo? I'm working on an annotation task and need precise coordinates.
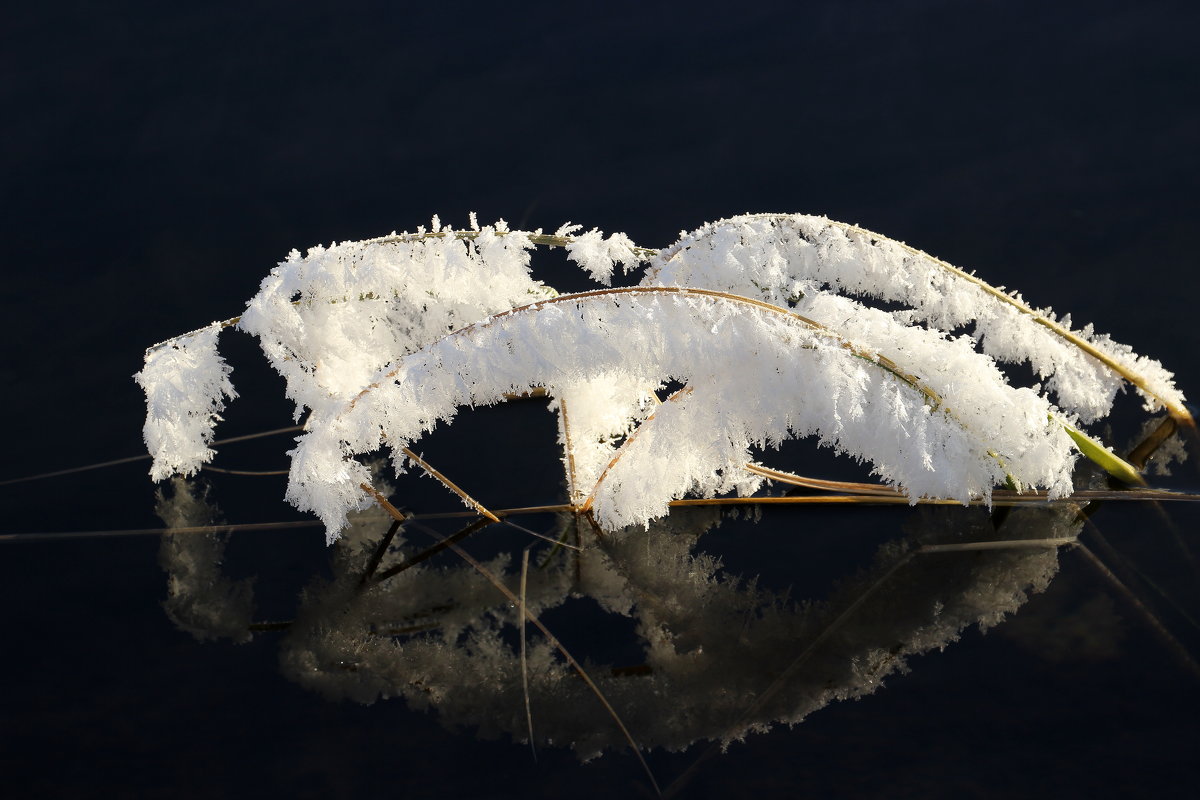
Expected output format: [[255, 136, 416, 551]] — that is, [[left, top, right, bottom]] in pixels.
[[136, 214, 1184, 542]]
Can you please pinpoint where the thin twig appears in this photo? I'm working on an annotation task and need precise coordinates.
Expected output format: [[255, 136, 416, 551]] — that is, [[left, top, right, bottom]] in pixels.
[[361, 484, 408, 524], [358, 518, 405, 588], [519, 546, 537, 762], [744, 463, 904, 496], [371, 516, 495, 582], [1074, 542, 1200, 681], [558, 397, 582, 506], [0, 520, 323, 543], [201, 466, 290, 476], [0, 425, 305, 486], [412, 503, 574, 519], [400, 447, 500, 522], [501, 518, 583, 551]]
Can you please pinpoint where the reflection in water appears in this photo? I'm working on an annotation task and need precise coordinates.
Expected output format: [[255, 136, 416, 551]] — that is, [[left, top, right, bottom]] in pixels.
[[156, 477, 1087, 759], [155, 480, 253, 644]]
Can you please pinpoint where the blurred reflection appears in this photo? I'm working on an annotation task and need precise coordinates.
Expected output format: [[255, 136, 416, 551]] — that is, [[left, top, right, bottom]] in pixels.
[[155, 479, 253, 644], [156, 477, 1087, 758]]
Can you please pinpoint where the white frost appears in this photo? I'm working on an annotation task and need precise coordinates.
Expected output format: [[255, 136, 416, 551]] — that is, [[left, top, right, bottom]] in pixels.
[[135, 323, 236, 481], [136, 213, 1178, 544], [647, 214, 1184, 423], [289, 290, 1077, 536]]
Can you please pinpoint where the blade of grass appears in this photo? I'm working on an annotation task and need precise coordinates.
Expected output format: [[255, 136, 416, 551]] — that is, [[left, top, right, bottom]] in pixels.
[[743, 463, 905, 496], [0, 520, 323, 543], [1063, 425, 1145, 486], [501, 519, 583, 551], [558, 397, 583, 507]]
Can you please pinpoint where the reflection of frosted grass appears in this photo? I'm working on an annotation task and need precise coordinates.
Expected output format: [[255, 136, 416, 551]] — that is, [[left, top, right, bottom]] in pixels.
[[119, 413, 1195, 797]]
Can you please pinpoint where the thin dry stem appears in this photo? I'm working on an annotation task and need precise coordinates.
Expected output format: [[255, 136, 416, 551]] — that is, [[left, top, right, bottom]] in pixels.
[[360, 484, 408, 523], [579, 386, 694, 514], [400, 447, 500, 522], [744, 463, 905, 496], [558, 397, 583, 506], [666, 490, 1197, 509], [519, 546, 536, 761], [0, 424, 305, 487]]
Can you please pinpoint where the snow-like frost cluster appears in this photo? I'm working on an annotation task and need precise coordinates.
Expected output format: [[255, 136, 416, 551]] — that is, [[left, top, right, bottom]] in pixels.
[[236, 221, 556, 419], [135, 324, 236, 480], [289, 290, 1077, 536], [649, 214, 1184, 423], [556, 224, 641, 285], [136, 214, 1183, 542]]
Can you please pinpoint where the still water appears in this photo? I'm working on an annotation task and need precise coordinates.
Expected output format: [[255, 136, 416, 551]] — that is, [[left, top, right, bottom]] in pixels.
[[3, 394, 1197, 799], [4, 4, 1199, 796]]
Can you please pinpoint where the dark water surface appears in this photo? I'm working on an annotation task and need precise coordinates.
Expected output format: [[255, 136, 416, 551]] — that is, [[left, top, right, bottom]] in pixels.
[[3, 2, 1199, 797]]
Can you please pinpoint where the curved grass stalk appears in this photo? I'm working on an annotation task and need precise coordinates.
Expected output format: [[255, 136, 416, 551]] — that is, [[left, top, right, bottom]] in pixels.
[[742, 463, 905, 496], [353, 286, 943, 406], [309, 286, 1099, 535], [653, 213, 1191, 426], [823, 218, 1193, 427], [143, 228, 659, 356]]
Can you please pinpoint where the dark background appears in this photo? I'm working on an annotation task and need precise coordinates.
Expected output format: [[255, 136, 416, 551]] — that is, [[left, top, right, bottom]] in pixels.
[[2, 1, 1198, 797]]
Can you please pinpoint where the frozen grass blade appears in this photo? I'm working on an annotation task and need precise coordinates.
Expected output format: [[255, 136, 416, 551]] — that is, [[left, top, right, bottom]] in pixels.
[[320, 286, 1084, 536], [1062, 425, 1145, 486], [651, 214, 1190, 426], [819, 218, 1194, 426]]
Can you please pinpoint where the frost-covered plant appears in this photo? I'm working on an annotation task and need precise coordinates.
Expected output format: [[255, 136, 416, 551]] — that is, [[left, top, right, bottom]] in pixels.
[[136, 215, 1187, 541]]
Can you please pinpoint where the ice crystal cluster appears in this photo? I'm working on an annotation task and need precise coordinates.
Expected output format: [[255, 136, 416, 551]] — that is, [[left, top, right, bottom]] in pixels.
[[136, 214, 1185, 541]]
